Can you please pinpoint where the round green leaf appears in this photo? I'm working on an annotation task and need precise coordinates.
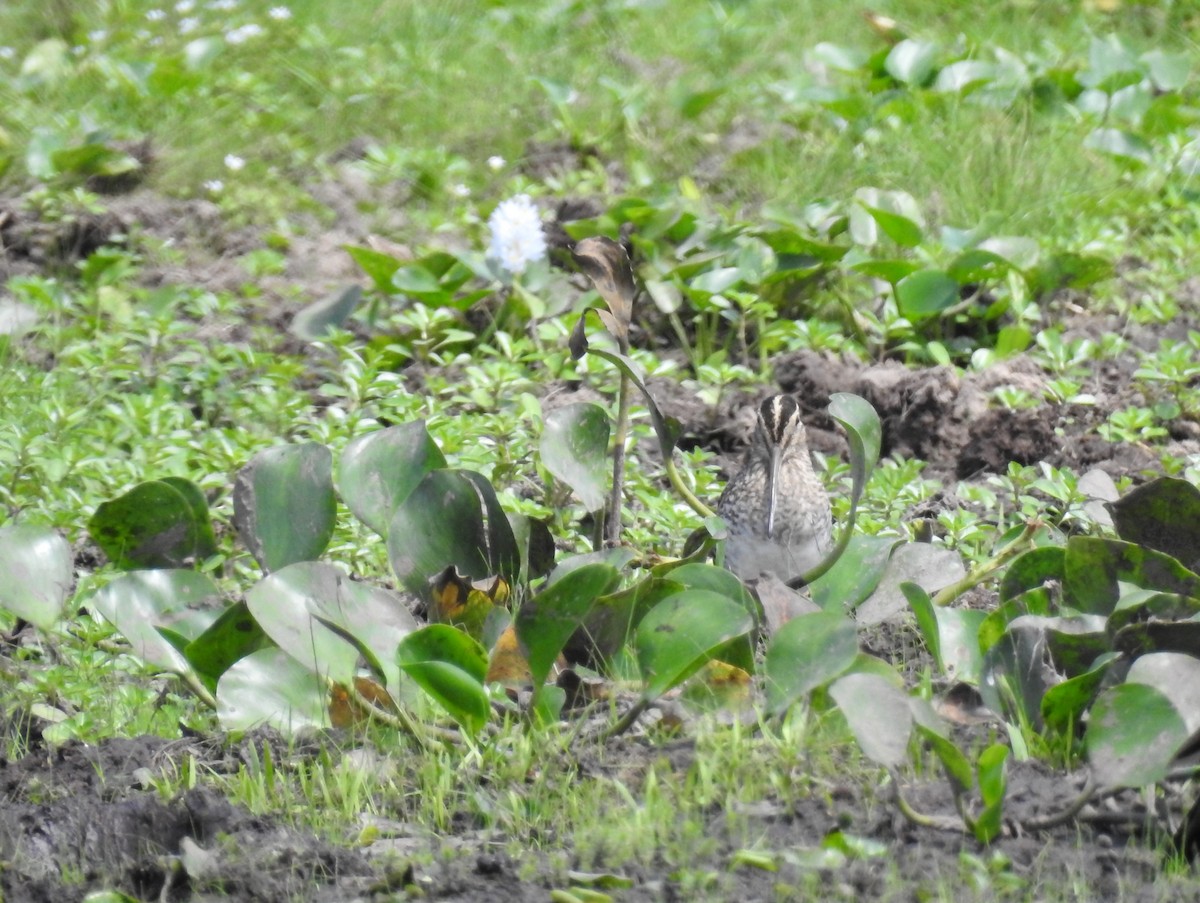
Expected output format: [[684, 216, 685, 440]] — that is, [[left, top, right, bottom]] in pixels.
[[1088, 682, 1189, 789], [88, 478, 216, 570], [183, 601, 269, 691], [516, 562, 621, 693], [387, 469, 518, 600], [339, 422, 447, 538], [828, 672, 913, 768], [1041, 654, 1115, 733], [0, 524, 73, 629], [233, 443, 335, 573], [290, 284, 362, 340], [540, 403, 611, 512], [885, 39, 940, 86], [396, 624, 490, 733], [216, 647, 332, 733], [810, 535, 898, 613], [635, 590, 755, 701], [999, 546, 1065, 603], [895, 270, 959, 319], [244, 561, 367, 685], [1126, 652, 1200, 736], [1065, 536, 1200, 616], [92, 569, 222, 674], [764, 611, 858, 714], [1109, 477, 1200, 571], [1084, 127, 1152, 166]]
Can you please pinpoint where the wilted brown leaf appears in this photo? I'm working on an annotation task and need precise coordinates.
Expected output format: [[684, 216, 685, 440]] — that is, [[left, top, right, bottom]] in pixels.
[[572, 236, 636, 342], [428, 566, 509, 639]]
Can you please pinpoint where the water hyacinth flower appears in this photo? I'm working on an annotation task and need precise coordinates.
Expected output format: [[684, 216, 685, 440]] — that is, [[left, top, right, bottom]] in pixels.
[[487, 194, 546, 276], [268, 6, 292, 20], [223, 154, 245, 171]]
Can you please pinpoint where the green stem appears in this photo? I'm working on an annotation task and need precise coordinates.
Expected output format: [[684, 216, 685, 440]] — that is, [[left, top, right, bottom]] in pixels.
[[665, 455, 714, 519], [606, 339, 633, 548], [930, 520, 1041, 607], [602, 698, 650, 741]]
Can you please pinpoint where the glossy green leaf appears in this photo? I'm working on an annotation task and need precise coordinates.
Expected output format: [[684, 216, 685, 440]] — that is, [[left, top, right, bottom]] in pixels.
[[92, 569, 222, 674], [507, 512, 556, 583], [973, 744, 1008, 844], [0, 524, 73, 629], [1109, 477, 1200, 571], [396, 624, 490, 733], [1088, 683, 1189, 789], [885, 39, 940, 86], [338, 422, 446, 537], [828, 672, 913, 767], [1126, 652, 1200, 735], [216, 647, 331, 733], [344, 244, 403, 293], [896, 270, 959, 319], [244, 561, 362, 684], [1065, 536, 1200, 616], [999, 546, 1065, 603], [233, 443, 335, 573], [1041, 654, 1115, 733], [1084, 127, 1152, 166], [977, 236, 1040, 271], [1107, 591, 1200, 638], [857, 542, 967, 625], [516, 562, 621, 694], [861, 206, 923, 247], [290, 284, 362, 340], [635, 590, 754, 701], [934, 60, 998, 93], [763, 611, 858, 714], [89, 478, 217, 570], [183, 601, 269, 691], [809, 535, 899, 613], [849, 188, 923, 247], [566, 575, 682, 667], [540, 402, 610, 512], [979, 588, 1054, 653], [387, 469, 518, 600], [916, 723, 973, 797]]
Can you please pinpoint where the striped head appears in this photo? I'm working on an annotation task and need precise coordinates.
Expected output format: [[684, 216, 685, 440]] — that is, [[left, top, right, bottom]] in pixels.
[[753, 395, 807, 537]]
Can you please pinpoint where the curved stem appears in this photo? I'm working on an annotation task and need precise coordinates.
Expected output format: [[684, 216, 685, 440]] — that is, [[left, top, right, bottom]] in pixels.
[[665, 455, 714, 519], [1020, 771, 1096, 831], [930, 520, 1041, 607], [889, 768, 969, 833], [601, 698, 650, 741], [606, 342, 632, 548]]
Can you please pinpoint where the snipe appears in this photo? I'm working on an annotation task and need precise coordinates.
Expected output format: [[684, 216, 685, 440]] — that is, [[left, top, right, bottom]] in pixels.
[[717, 395, 833, 583]]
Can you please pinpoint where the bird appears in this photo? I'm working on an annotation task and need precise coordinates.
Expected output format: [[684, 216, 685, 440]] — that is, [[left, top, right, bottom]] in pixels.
[[717, 394, 833, 584]]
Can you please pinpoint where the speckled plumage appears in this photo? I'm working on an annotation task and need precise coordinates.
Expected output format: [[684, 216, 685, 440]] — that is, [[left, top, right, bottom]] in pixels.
[[718, 395, 833, 583]]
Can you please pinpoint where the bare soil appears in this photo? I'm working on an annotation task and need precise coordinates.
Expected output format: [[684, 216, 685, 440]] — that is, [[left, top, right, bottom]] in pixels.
[[3, 181, 1200, 900]]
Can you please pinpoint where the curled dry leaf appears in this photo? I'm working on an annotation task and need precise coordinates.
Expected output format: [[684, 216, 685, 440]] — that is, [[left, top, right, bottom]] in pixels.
[[571, 235, 636, 342]]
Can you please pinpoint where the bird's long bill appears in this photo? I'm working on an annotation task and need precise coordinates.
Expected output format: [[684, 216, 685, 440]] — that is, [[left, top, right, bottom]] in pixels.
[[766, 445, 781, 538]]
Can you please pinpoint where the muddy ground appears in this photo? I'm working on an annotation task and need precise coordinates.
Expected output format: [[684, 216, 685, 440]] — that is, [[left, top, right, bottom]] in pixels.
[[3, 169, 1200, 900]]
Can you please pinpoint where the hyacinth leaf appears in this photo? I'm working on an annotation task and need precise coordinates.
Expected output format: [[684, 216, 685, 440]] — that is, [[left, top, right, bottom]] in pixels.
[[634, 590, 755, 702], [183, 601, 270, 692], [344, 244, 403, 293], [338, 422, 447, 538], [516, 562, 621, 695], [809, 535, 900, 613], [885, 38, 940, 86], [1126, 652, 1200, 736], [290, 284, 362, 340], [828, 672, 913, 768], [92, 569, 223, 675], [763, 611, 859, 715], [1039, 652, 1116, 734], [902, 582, 985, 684], [233, 443, 336, 574], [916, 723, 973, 798], [999, 547, 1066, 603], [973, 744, 1009, 844], [387, 469, 518, 601], [895, 270, 959, 320], [540, 402, 611, 512], [572, 235, 635, 341], [0, 524, 73, 630], [1087, 682, 1189, 789], [507, 512, 556, 584], [1064, 536, 1200, 616], [88, 478, 217, 570], [564, 575, 683, 667], [396, 624, 490, 734], [244, 561, 368, 686], [1109, 477, 1200, 571], [216, 647, 331, 734], [801, 393, 880, 585]]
